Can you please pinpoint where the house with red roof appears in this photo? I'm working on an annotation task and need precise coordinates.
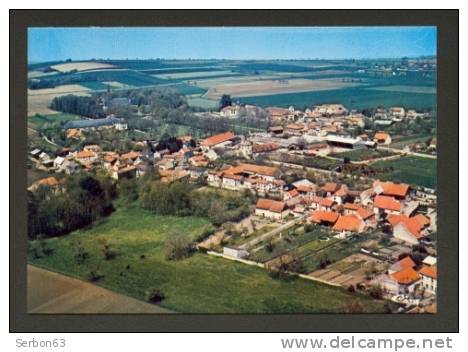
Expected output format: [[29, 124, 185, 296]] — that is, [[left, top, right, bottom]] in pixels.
[[388, 256, 416, 275], [333, 214, 366, 233], [387, 214, 431, 245], [319, 197, 336, 211], [331, 184, 349, 204], [377, 266, 421, 295], [200, 131, 236, 151], [310, 211, 340, 226], [419, 266, 437, 294], [322, 182, 340, 197], [373, 181, 410, 200], [255, 198, 290, 220], [373, 195, 402, 217]]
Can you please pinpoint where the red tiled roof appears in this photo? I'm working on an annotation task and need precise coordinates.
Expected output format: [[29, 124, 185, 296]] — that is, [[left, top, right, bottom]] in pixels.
[[38, 176, 58, 187], [392, 256, 416, 271], [391, 267, 420, 285], [387, 214, 427, 239], [374, 181, 409, 198], [225, 163, 277, 177], [357, 207, 374, 220], [374, 195, 401, 212], [344, 203, 360, 210], [252, 143, 280, 153], [320, 198, 335, 207], [287, 189, 300, 198], [374, 132, 390, 141], [121, 151, 141, 160], [334, 185, 348, 197], [76, 150, 95, 159], [201, 131, 235, 147], [413, 214, 431, 227], [419, 266, 437, 279], [311, 211, 339, 224], [256, 198, 287, 213], [333, 215, 364, 232], [296, 184, 318, 193], [322, 182, 340, 193]]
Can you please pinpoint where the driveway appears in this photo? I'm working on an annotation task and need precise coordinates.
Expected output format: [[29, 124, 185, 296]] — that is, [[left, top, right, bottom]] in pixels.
[[27, 265, 173, 314]]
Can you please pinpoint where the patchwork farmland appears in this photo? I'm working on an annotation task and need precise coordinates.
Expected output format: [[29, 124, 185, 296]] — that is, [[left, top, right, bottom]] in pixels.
[[28, 59, 437, 114]]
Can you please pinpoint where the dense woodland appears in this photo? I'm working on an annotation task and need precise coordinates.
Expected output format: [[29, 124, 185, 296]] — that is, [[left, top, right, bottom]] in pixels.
[[27, 173, 116, 239]]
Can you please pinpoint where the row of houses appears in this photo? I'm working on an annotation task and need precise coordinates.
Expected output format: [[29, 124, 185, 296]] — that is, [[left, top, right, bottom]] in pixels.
[[252, 178, 435, 245], [375, 255, 437, 297]]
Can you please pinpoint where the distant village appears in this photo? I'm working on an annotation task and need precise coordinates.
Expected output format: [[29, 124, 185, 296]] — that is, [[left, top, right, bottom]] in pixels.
[[28, 101, 437, 313]]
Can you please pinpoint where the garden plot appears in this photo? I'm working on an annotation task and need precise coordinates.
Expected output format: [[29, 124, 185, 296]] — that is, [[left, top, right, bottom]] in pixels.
[[309, 253, 386, 287]]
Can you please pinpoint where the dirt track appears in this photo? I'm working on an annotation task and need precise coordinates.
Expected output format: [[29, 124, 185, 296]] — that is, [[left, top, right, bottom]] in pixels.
[[27, 265, 173, 314]]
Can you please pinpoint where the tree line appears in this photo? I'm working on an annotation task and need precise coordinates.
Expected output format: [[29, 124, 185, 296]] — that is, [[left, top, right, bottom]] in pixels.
[[50, 95, 106, 118], [128, 172, 254, 226], [28, 173, 116, 239]]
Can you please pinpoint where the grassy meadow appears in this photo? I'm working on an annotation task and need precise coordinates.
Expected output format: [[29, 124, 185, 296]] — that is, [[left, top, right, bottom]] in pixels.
[[28, 205, 388, 313], [371, 156, 437, 189]]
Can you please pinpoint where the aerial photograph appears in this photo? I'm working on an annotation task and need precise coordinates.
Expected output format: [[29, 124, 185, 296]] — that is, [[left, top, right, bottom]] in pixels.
[[26, 26, 437, 314]]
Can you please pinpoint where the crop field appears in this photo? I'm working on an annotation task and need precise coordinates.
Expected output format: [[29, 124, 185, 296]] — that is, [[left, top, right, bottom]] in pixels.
[[73, 70, 167, 87], [301, 233, 378, 273], [365, 85, 437, 94], [330, 149, 397, 161], [29, 113, 82, 129], [203, 78, 364, 100], [78, 81, 110, 90], [249, 226, 334, 263], [371, 156, 437, 189], [187, 96, 219, 109], [27, 60, 436, 112], [28, 205, 387, 313], [28, 71, 60, 79], [166, 83, 207, 95], [153, 70, 240, 80], [238, 86, 436, 110], [390, 133, 435, 149], [51, 61, 116, 72], [27, 85, 91, 116]]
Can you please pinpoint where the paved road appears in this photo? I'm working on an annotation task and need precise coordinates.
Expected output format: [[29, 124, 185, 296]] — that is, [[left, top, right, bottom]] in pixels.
[[27, 265, 173, 314]]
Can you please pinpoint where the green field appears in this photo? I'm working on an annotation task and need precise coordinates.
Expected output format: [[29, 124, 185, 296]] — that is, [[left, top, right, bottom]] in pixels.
[[29, 59, 436, 112], [238, 86, 436, 110], [28, 205, 387, 313], [365, 85, 437, 94], [390, 133, 435, 149], [187, 95, 219, 109], [28, 113, 82, 129], [330, 149, 396, 161], [371, 156, 437, 189]]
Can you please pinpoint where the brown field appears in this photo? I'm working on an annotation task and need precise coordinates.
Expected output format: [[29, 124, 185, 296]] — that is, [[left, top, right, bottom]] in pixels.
[[101, 80, 132, 89], [50, 61, 116, 73], [203, 78, 363, 99], [28, 265, 173, 314], [195, 75, 280, 89], [27, 85, 90, 116]]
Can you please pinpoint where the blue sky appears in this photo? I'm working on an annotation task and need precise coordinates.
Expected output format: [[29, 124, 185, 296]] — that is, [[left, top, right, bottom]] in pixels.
[[28, 27, 436, 63]]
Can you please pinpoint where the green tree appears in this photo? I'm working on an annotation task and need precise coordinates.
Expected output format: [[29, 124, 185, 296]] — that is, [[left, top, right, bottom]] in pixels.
[[219, 94, 232, 110]]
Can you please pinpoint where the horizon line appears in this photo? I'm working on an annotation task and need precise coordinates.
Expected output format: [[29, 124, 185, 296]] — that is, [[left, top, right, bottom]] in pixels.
[[28, 55, 437, 65]]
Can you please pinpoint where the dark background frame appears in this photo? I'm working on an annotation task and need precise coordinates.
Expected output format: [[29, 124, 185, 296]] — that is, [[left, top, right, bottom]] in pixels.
[[10, 9, 459, 333]]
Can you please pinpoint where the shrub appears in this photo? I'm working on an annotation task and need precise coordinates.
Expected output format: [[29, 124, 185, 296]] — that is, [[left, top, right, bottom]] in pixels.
[[75, 246, 89, 265], [88, 269, 104, 282], [102, 243, 117, 260], [164, 232, 193, 261], [369, 285, 384, 299], [146, 288, 165, 303]]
